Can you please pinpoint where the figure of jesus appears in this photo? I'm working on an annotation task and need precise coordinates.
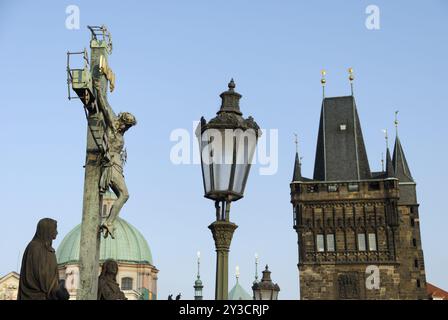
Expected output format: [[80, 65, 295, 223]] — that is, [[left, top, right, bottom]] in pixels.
[[94, 80, 137, 238]]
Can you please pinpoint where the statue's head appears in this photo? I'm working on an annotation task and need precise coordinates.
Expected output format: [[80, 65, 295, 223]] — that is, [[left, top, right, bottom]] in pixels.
[[117, 112, 137, 133], [33, 218, 58, 250], [101, 259, 119, 279]]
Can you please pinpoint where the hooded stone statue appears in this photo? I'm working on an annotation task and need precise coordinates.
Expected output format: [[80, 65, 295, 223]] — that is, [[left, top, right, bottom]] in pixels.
[[17, 218, 69, 300], [97, 259, 127, 300]]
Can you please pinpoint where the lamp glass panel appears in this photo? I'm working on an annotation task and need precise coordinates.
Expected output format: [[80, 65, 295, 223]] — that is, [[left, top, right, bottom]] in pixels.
[[260, 289, 272, 300], [211, 129, 232, 191], [199, 131, 212, 193], [233, 129, 257, 194]]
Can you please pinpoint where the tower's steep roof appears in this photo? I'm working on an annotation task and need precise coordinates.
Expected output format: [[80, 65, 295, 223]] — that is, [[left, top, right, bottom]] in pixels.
[[313, 96, 371, 181], [385, 148, 395, 178], [392, 136, 414, 182], [56, 217, 153, 265], [292, 152, 302, 181]]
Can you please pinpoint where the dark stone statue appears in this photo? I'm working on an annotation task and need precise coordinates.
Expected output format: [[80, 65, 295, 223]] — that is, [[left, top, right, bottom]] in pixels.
[[176, 293, 181, 300], [94, 80, 137, 239], [17, 218, 69, 300], [97, 259, 127, 300], [168, 294, 173, 300]]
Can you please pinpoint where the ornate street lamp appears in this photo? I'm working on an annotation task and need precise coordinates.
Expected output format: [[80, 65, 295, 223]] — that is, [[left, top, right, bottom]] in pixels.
[[252, 265, 280, 300], [196, 79, 260, 300]]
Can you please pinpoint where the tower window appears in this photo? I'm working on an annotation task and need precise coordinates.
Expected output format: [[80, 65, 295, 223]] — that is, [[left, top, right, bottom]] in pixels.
[[357, 234, 366, 251], [316, 234, 325, 252], [293, 206, 297, 226], [368, 182, 380, 191], [326, 234, 335, 252], [368, 233, 377, 251], [121, 277, 133, 290], [410, 218, 415, 227], [416, 279, 421, 288], [339, 124, 347, 131], [414, 259, 418, 268], [412, 238, 417, 247]]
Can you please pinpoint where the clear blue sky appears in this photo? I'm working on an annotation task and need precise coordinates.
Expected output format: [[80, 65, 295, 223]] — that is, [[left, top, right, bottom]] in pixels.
[[1, 0, 447, 299]]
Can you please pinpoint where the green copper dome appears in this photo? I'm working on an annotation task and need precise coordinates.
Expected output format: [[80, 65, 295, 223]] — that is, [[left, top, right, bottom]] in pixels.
[[229, 281, 252, 300], [56, 217, 153, 265]]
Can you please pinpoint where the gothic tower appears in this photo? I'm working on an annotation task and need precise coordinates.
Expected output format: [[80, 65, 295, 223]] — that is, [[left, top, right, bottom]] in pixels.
[[290, 82, 427, 299]]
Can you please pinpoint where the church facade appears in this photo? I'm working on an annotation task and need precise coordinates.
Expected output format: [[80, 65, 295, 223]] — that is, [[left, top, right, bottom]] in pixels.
[[56, 192, 158, 300], [291, 93, 427, 299]]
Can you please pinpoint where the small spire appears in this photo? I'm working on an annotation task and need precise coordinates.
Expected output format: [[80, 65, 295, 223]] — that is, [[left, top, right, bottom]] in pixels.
[[292, 134, 303, 181], [194, 251, 203, 300], [385, 147, 395, 178], [197, 251, 201, 279], [393, 132, 414, 182], [254, 253, 259, 284], [321, 69, 326, 98], [348, 67, 354, 96]]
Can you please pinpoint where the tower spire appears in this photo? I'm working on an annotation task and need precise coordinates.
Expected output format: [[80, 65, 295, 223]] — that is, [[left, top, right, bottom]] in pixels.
[[321, 69, 326, 99], [194, 251, 203, 300], [392, 112, 414, 182], [381, 128, 394, 177], [197, 251, 201, 279], [385, 146, 395, 178], [348, 67, 354, 96], [292, 134, 303, 181]]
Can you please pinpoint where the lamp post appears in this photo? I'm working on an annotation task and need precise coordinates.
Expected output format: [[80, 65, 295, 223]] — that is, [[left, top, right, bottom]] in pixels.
[[252, 265, 280, 300], [196, 79, 260, 300]]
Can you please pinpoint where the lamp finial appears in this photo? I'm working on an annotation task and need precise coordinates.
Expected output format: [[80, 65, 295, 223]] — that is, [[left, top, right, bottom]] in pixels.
[[228, 78, 236, 90]]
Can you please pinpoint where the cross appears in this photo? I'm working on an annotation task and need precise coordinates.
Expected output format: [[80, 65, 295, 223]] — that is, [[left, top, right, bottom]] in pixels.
[[294, 133, 299, 154]]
